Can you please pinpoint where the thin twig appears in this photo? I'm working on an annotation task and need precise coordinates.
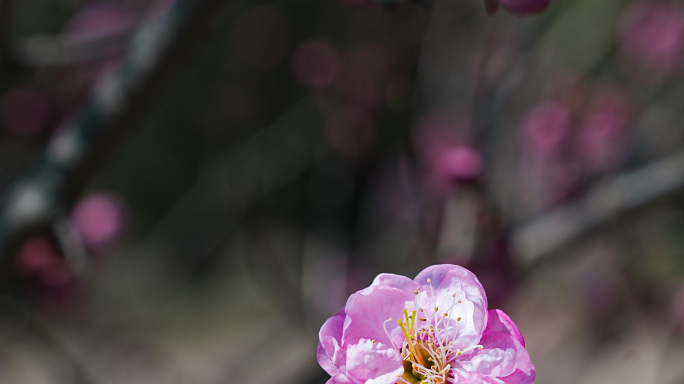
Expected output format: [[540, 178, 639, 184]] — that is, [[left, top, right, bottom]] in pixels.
[[0, 0, 227, 257], [512, 148, 684, 264], [12, 27, 134, 67]]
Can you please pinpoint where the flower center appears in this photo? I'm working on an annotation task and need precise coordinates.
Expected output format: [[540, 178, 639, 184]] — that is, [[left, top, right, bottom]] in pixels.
[[389, 280, 482, 384], [395, 308, 453, 384]]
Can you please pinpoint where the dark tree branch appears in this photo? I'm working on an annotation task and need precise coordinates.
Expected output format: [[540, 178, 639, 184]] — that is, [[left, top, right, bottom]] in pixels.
[[512, 149, 684, 264], [0, 0, 229, 257]]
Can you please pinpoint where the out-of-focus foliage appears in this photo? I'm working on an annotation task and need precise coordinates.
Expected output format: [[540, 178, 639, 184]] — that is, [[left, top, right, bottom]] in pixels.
[[1, 0, 684, 383]]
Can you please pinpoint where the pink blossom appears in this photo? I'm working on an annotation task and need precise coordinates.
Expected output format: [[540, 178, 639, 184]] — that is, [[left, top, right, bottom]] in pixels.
[[64, 4, 133, 41], [485, 0, 550, 15], [318, 264, 534, 384], [619, 2, 684, 79], [72, 192, 126, 248], [434, 146, 482, 181]]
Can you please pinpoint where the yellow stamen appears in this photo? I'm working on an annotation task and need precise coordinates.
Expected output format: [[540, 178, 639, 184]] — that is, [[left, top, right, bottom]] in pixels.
[[398, 319, 425, 366]]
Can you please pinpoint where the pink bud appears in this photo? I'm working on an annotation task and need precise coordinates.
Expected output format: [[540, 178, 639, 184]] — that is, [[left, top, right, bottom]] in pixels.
[[72, 193, 126, 248], [413, 110, 470, 165], [434, 146, 482, 181], [65, 4, 134, 41], [619, 2, 684, 79], [18, 237, 59, 275]]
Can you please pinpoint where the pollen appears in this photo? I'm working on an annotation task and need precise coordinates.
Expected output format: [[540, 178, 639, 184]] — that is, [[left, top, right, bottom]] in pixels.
[[395, 305, 465, 384]]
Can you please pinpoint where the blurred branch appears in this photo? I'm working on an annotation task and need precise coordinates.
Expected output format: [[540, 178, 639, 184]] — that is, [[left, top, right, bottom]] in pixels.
[[512, 148, 684, 264], [12, 27, 134, 67], [0, 0, 228, 257]]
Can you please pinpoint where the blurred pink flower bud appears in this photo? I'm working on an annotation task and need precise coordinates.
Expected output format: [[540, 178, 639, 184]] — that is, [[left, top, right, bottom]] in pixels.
[[434, 146, 482, 181], [65, 3, 134, 41], [72, 192, 126, 248], [291, 39, 341, 89], [18, 236, 75, 292], [55, 3, 133, 91], [0, 87, 52, 136], [619, 2, 684, 79], [486, 0, 550, 14], [413, 110, 470, 164], [18, 237, 59, 275], [520, 101, 570, 155], [413, 110, 476, 192]]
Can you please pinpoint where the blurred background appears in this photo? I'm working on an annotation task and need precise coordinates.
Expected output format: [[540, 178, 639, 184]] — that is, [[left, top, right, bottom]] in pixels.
[[0, 0, 683, 383]]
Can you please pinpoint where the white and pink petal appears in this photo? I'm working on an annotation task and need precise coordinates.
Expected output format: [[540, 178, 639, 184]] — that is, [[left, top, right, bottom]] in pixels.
[[342, 284, 413, 349], [479, 310, 535, 383], [319, 310, 348, 372], [346, 339, 403, 384], [414, 264, 489, 346]]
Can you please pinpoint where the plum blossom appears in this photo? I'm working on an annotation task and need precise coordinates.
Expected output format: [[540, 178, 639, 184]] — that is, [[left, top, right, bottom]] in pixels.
[[318, 264, 534, 384], [619, 2, 684, 79]]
